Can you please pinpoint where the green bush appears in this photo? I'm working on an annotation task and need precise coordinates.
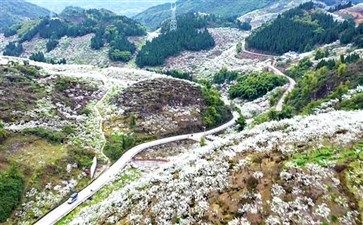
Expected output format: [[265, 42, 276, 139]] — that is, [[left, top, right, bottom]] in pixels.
[[269, 88, 284, 106], [109, 49, 132, 62], [68, 148, 95, 168], [104, 134, 136, 162], [23, 127, 66, 143], [29, 51, 46, 62], [229, 72, 287, 101], [0, 166, 24, 222], [0, 122, 7, 143], [339, 93, 363, 110], [54, 78, 72, 91], [200, 136, 207, 147], [236, 115, 247, 131], [202, 87, 231, 128], [164, 70, 193, 81], [253, 106, 294, 125], [213, 67, 239, 84]]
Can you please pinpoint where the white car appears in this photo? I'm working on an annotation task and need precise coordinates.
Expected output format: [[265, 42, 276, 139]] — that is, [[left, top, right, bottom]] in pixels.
[[67, 192, 78, 204]]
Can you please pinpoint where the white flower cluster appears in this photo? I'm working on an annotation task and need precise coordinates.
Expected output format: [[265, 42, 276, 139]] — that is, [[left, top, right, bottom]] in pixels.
[[314, 85, 363, 114], [228, 217, 250, 225], [68, 110, 363, 224], [239, 192, 263, 215], [5, 97, 69, 131], [16, 178, 80, 224], [268, 162, 359, 224], [237, 86, 287, 119]]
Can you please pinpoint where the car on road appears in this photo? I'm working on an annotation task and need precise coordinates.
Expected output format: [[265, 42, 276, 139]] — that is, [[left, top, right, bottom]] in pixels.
[[67, 192, 78, 204]]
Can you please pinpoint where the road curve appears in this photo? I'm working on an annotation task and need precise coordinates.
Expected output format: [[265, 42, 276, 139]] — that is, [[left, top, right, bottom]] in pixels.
[[267, 65, 296, 111], [34, 112, 239, 225], [241, 42, 296, 112]]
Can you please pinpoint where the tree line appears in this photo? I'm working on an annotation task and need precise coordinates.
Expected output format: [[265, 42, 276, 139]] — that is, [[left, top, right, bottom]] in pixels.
[[136, 14, 215, 67], [285, 54, 362, 114], [246, 2, 361, 54], [3, 9, 146, 63], [229, 72, 287, 101]]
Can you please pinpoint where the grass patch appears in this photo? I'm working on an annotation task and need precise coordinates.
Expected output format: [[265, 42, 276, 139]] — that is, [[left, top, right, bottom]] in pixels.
[[57, 169, 141, 225], [287, 141, 363, 220], [288, 143, 363, 168], [1, 135, 67, 171]]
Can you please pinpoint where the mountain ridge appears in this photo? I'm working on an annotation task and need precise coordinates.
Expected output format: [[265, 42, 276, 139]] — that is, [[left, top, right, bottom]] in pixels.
[[133, 0, 274, 30], [0, 0, 50, 31]]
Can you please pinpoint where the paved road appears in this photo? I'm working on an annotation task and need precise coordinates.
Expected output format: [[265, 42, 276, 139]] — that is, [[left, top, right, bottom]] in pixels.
[[34, 112, 239, 225], [267, 64, 296, 111], [242, 43, 296, 112]]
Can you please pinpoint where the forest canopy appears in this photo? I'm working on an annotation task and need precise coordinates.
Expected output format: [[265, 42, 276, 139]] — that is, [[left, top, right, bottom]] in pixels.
[[136, 14, 215, 67], [246, 2, 361, 54], [229, 72, 287, 101]]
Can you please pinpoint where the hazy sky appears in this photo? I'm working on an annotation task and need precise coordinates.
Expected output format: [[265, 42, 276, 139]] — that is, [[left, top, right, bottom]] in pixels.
[[26, 0, 173, 16]]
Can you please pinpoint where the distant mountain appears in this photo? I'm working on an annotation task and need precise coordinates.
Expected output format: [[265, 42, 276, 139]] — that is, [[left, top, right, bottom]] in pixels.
[[246, 2, 363, 55], [1, 7, 146, 64], [133, 0, 274, 30], [134, 0, 363, 30], [0, 0, 50, 31], [320, 0, 363, 5], [25, 0, 173, 17]]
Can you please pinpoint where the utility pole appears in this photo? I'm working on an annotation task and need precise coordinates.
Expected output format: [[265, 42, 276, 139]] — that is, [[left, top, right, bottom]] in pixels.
[[170, 2, 177, 31]]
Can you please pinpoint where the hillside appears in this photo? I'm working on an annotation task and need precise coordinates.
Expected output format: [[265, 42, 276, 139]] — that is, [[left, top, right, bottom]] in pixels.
[[1, 1, 363, 225], [133, 0, 273, 30], [136, 14, 215, 67], [246, 2, 361, 55], [54, 45, 363, 225], [25, 0, 172, 16], [335, 3, 363, 25], [1, 7, 146, 65], [0, 0, 50, 31], [0, 56, 233, 224]]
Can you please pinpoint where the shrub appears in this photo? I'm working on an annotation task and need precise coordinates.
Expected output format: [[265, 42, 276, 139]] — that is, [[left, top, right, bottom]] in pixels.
[[236, 115, 247, 131], [109, 49, 132, 62], [200, 136, 206, 147], [202, 87, 231, 128], [104, 134, 136, 162], [68, 147, 95, 168], [23, 128, 66, 143], [229, 72, 287, 101], [213, 67, 239, 84], [29, 52, 46, 62], [0, 166, 24, 222]]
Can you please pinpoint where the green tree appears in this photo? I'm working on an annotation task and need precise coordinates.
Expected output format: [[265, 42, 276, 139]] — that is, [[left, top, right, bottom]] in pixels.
[[229, 72, 287, 101], [104, 134, 136, 162], [0, 121, 7, 143], [236, 115, 247, 131], [236, 42, 242, 54], [90, 34, 104, 50], [109, 49, 132, 62], [29, 51, 46, 62], [0, 166, 24, 222], [46, 38, 59, 52], [337, 63, 347, 77], [136, 14, 215, 67]]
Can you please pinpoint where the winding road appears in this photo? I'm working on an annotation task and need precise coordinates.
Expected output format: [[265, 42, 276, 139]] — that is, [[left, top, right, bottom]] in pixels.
[[33, 39, 296, 225], [242, 42, 296, 112], [34, 111, 239, 225]]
